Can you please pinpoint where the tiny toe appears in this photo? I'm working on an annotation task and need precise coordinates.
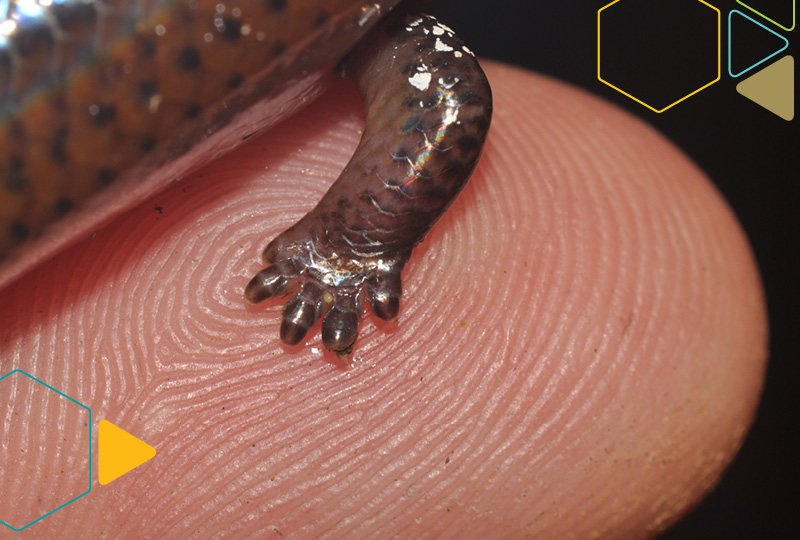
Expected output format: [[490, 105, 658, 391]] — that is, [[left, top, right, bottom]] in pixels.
[[368, 271, 402, 321], [322, 305, 361, 353], [244, 260, 299, 304], [280, 282, 324, 346], [369, 293, 399, 322], [262, 233, 294, 264]]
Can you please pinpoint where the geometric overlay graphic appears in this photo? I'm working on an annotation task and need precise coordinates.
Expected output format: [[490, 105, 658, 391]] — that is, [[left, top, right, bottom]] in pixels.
[[0, 370, 92, 531], [729, 10, 790, 76], [737, 55, 795, 119], [98, 420, 156, 485], [598, 0, 721, 112], [737, 0, 796, 31]]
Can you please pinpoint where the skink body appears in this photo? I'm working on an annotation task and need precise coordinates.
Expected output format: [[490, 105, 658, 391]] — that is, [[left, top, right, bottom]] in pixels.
[[1, 0, 401, 281], [0, 0, 492, 354]]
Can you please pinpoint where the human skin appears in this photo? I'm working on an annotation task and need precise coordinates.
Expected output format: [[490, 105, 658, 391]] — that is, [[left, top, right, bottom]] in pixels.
[[0, 62, 767, 538]]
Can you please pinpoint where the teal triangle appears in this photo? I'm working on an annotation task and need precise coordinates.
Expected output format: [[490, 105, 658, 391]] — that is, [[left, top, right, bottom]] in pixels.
[[728, 10, 789, 78]]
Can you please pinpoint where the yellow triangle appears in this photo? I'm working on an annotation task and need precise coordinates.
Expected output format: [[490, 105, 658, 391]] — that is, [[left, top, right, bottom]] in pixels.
[[736, 56, 794, 121], [98, 420, 157, 485]]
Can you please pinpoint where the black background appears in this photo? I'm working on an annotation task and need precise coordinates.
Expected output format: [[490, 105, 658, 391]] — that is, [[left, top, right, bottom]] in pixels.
[[426, 0, 797, 538]]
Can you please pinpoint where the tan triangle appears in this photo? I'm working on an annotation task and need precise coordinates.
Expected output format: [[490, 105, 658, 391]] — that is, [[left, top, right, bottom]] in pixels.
[[736, 56, 794, 120]]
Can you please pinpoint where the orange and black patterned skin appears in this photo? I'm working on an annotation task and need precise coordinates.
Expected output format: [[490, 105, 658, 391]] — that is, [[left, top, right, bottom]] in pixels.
[[0, 0, 401, 255], [1, 2, 491, 354]]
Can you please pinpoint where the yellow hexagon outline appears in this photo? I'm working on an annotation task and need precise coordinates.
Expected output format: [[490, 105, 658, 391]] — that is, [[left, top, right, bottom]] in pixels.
[[598, 0, 721, 113]]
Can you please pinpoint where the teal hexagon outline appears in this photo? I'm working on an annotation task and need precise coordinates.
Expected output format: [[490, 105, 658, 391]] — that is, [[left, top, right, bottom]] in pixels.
[[598, 0, 722, 112], [0, 369, 92, 532]]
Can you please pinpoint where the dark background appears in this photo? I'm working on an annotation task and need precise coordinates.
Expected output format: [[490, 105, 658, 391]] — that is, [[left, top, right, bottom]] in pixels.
[[426, 0, 797, 538]]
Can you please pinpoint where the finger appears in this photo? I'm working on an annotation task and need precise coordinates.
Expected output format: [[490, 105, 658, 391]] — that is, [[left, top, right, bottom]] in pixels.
[[0, 60, 766, 538]]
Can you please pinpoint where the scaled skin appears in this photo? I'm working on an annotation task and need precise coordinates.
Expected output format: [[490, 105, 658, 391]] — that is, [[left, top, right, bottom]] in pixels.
[[0, 62, 766, 538]]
